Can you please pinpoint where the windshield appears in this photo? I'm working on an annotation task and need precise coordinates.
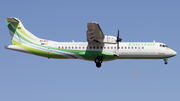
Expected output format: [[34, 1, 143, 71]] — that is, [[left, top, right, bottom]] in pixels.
[[160, 44, 168, 47]]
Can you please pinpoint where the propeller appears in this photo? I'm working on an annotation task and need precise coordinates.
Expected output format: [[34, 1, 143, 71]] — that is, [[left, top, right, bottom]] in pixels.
[[116, 29, 122, 49]]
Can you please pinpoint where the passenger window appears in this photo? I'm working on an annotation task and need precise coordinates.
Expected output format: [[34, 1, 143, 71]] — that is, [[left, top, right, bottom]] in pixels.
[[114, 46, 116, 49], [62, 46, 64, 49], [107, 47, 109, 49], [138, 47, 140, 49], [121, 47, 123, 49], [90, 46, 92, 49], [125, 47, 127, 49], [142, 47, 144, 49], [79, 47, 81, 49], [104, 47, 106, 49], [75, 46, 77, 49], [72, 46, 74, 49], [58, 46, 60, 49], [93, 46, 95, 49], [97, 46, 99, 49], [65, 46, 67, 49], [128, 47, 130, 49], [135, 47, 137, 49], [68, 46, 70, 49], [100, 46, 103, 49], [111, 47, 113, 49], [131, 47, 133, 49], [82, 47, 84, 49]]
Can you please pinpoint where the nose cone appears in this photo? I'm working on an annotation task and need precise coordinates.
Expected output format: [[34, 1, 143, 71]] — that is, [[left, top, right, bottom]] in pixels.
[[173, 51, 177, 56], [170, 49, 177, 56]]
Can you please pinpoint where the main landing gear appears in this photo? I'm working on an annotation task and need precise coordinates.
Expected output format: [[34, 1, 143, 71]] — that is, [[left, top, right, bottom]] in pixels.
[[94, 56, 103, 68], [164, 58, 168, 65]]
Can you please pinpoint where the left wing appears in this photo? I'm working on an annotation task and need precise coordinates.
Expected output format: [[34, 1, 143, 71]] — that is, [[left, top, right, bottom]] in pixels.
[[86, 22, 104, 43]]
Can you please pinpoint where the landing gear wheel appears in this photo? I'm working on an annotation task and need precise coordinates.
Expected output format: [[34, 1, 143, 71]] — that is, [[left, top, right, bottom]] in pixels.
[[94, 56, 103, 68], [164, 61, 168, 65], [163, 58, 168, 65], [96, 63, 101, 68], [95, 58, 100, 63]]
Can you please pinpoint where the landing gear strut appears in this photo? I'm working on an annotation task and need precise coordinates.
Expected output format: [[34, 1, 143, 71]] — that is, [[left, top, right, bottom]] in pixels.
[[164, 58, 168, 65], [94, 56, 103, 68]]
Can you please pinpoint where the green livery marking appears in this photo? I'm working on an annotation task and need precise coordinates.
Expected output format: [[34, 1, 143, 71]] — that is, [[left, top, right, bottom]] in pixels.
[[128, 43, 156, 46], [12, 22, 35, 41]]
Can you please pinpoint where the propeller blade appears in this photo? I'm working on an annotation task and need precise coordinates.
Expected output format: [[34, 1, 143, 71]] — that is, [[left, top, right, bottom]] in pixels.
[[117, 29, 119, 39], [116, 29, 122, 42], [117, 42, 119, 49], [116, 29, 122, 49]]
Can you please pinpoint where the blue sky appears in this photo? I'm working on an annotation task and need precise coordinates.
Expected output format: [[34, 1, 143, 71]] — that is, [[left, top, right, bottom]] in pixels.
[[0, 0, 180, 101]]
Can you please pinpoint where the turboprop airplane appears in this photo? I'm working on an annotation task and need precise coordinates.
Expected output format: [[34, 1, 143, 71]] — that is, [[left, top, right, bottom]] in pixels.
[[5, 17, 177, 68]]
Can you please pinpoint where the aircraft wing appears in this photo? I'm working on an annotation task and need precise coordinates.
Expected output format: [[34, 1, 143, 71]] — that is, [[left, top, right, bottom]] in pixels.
[[86, 22, 104, 43]]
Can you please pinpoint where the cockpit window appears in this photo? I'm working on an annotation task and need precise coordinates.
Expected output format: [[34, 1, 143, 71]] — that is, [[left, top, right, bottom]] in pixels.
[[160, 44, 168, 47]]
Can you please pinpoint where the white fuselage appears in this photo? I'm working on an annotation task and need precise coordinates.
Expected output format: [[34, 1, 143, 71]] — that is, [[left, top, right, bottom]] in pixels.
[[43, 41, 176, 60], [5, 41, 177, 61]]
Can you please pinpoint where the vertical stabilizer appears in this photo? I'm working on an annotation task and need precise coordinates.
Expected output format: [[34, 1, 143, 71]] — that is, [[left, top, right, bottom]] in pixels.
[[6, 17, 41, 45]]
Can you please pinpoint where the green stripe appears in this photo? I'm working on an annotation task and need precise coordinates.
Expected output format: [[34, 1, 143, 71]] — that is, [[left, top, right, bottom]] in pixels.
[[12, 22, 35, 41], [7, 23, 47, 48], [29, 47, 68, 59], [12, 39, 68, 59], [59, 49, 115, 61], [12, 39, 21, 45]]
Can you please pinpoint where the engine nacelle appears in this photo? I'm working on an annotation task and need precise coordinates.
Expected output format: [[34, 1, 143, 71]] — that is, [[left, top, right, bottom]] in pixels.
[[103, 35, 117, 44], [95, 35, 117, 44]]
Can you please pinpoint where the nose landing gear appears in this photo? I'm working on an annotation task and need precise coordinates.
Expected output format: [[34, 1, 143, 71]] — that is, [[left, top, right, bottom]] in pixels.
[[164, 58, 168, 65], [94, 56, 103, 68]]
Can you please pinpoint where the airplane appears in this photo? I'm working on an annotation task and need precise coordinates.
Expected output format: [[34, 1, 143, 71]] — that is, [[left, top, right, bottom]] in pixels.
[[5, 17, 177, 68]]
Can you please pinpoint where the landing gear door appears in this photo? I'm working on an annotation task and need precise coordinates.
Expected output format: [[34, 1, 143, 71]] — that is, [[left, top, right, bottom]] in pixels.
[[113, 49, 119, 56]]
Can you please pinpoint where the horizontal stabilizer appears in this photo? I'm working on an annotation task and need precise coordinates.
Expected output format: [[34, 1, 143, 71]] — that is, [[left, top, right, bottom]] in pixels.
[[6, 17, 19, 23]]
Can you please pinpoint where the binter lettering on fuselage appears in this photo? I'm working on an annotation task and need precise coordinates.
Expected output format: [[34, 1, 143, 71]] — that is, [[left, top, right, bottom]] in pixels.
[[128, 43, 156, 46], [5, 17, 177, 68]]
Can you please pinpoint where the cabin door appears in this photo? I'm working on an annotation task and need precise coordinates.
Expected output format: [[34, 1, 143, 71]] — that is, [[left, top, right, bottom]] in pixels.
[[113, 49, 119, 56]]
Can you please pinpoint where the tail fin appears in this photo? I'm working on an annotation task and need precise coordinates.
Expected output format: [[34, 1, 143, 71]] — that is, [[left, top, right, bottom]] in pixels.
[[6, 17, 41, 45]]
